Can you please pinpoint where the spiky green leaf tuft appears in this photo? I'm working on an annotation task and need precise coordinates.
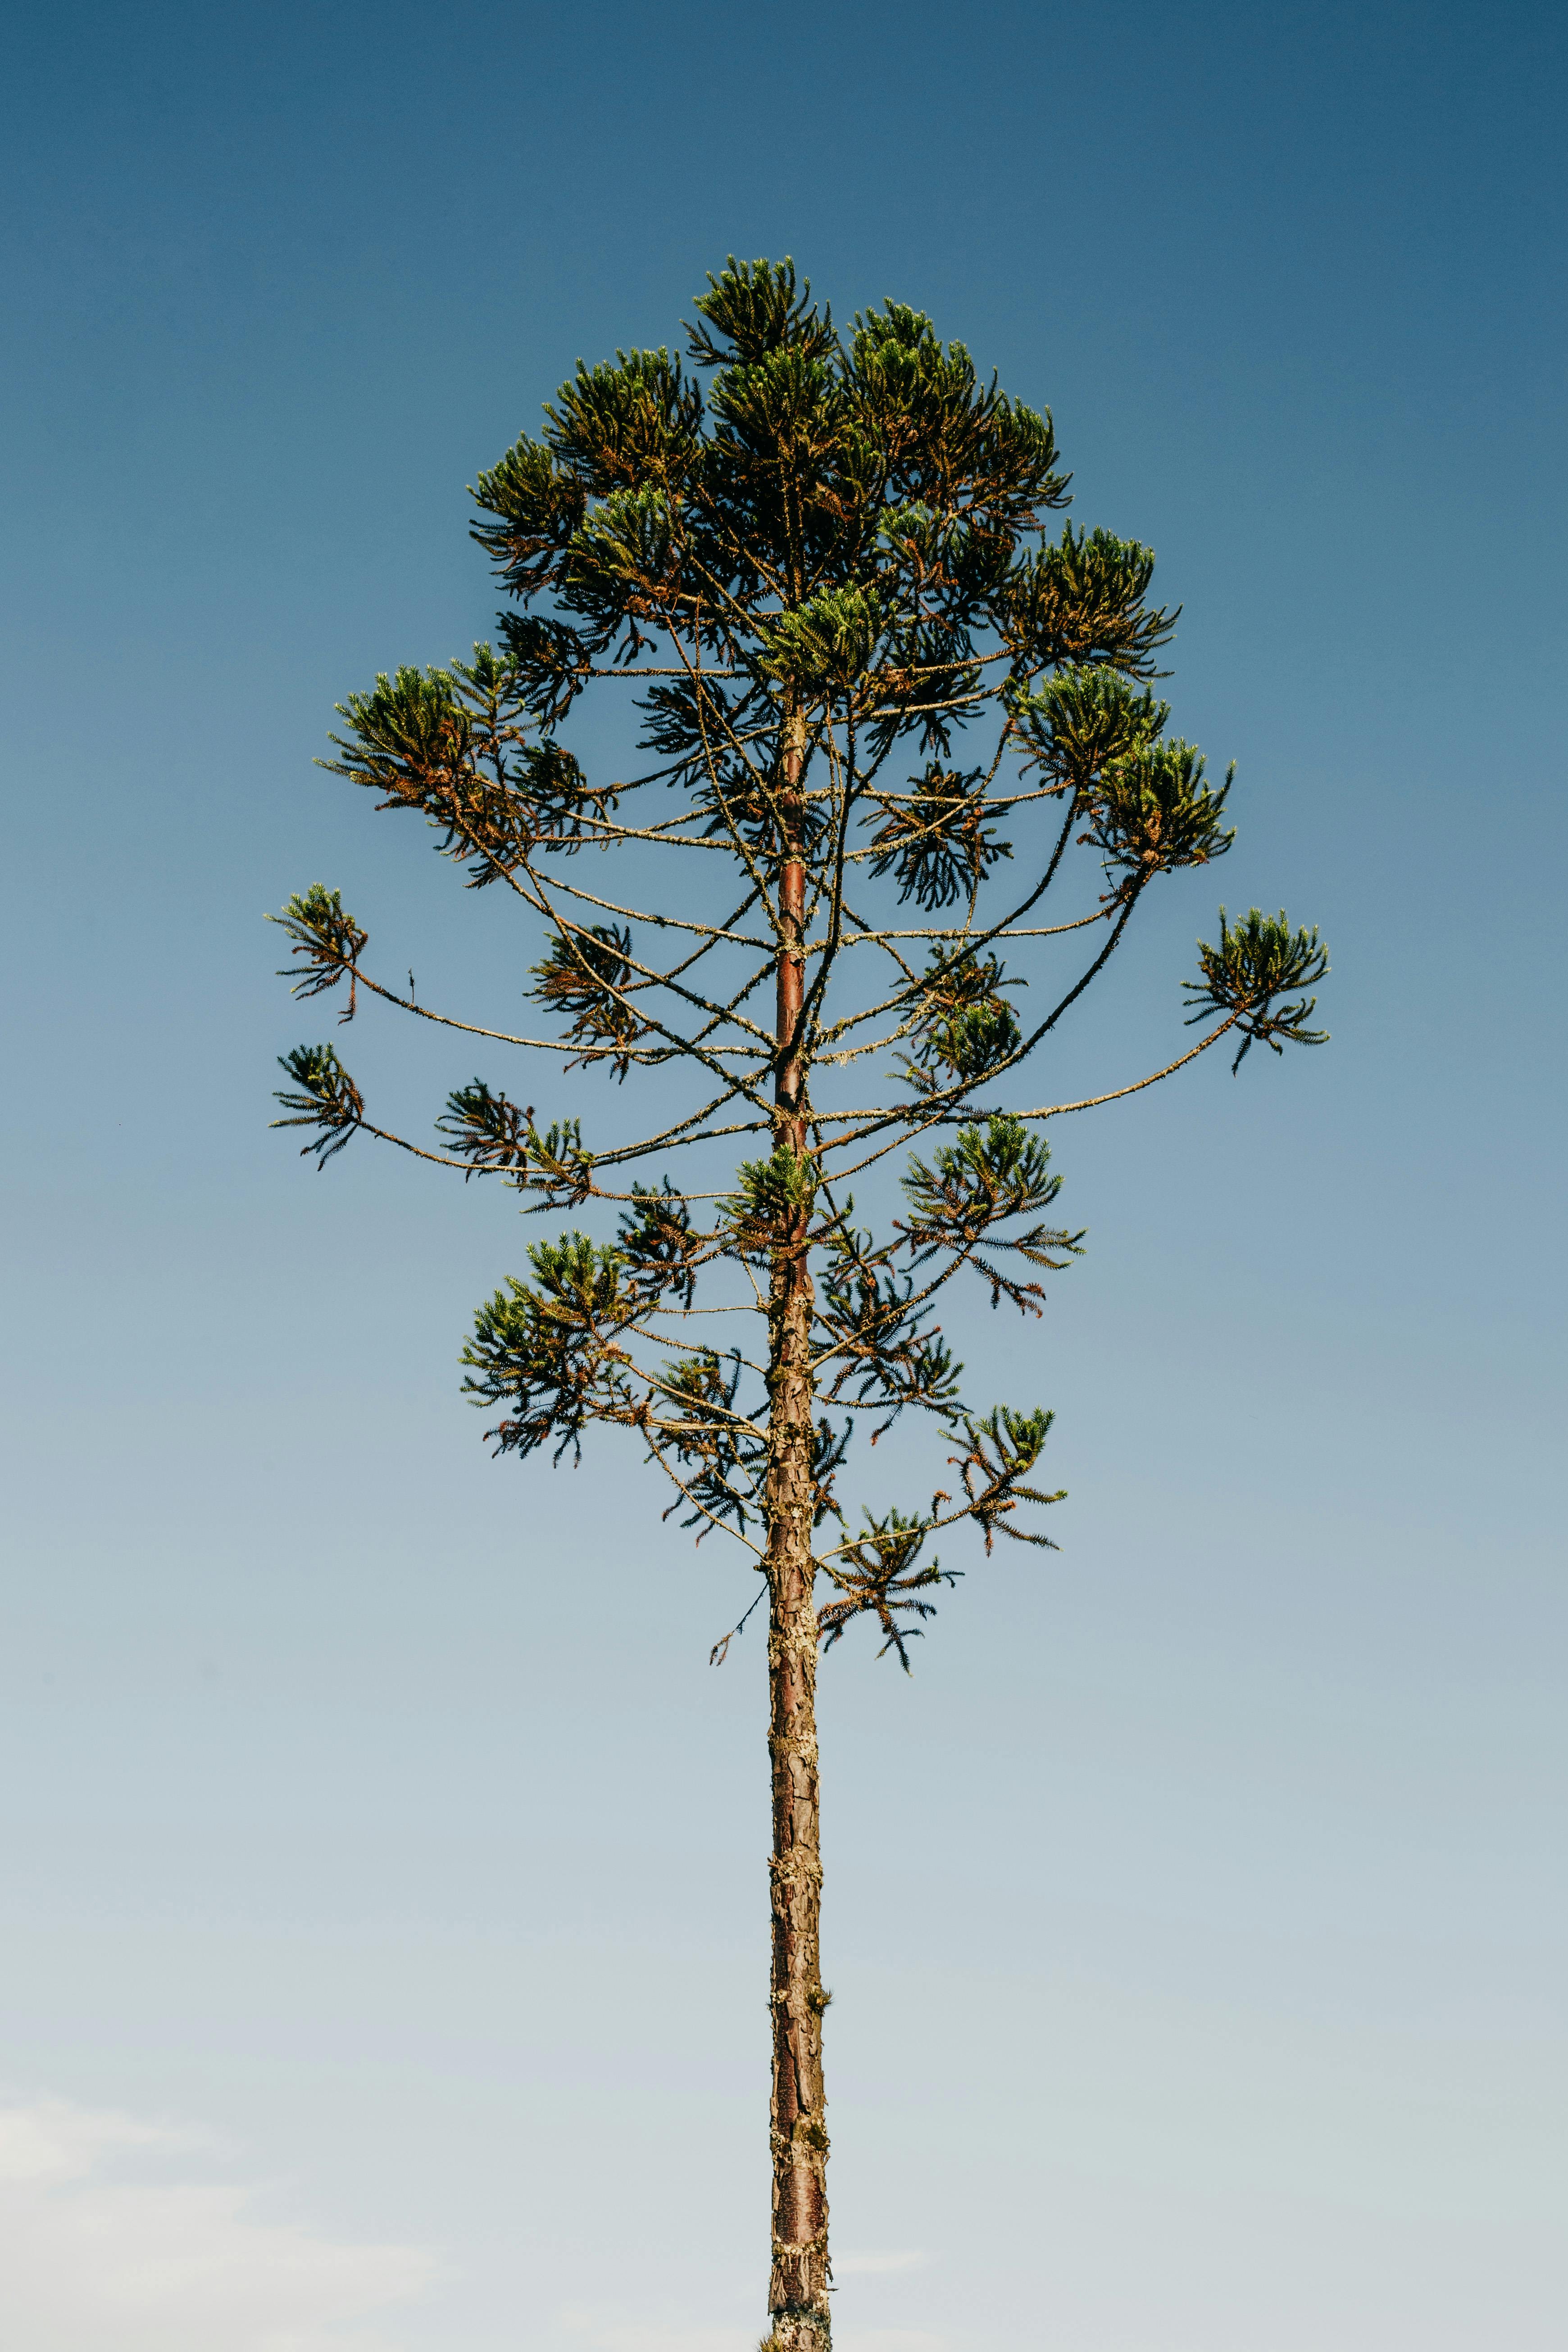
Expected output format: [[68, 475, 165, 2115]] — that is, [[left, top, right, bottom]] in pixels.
[[1185, 907, 1330, 1069], [270, 1044, 364, 1167]]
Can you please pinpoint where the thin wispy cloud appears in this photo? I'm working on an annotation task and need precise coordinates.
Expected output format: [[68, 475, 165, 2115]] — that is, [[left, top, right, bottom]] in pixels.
[[0, 2095, 436, 2352]]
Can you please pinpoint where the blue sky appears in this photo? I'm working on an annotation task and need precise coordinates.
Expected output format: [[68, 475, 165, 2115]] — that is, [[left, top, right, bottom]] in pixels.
[[1, 3, 1564, 2347]]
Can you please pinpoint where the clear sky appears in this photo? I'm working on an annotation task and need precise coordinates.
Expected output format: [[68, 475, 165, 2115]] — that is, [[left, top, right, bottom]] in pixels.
[[2, 3, 1563, 2347]]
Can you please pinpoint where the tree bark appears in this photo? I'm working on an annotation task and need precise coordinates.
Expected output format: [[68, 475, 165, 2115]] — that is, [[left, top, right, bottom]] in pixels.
[[764, 704, 831, 2352]]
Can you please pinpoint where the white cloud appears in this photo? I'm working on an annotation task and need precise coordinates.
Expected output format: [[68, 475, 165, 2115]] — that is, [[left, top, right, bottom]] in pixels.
[[0, 2094, 199, 2186], [0, 2094, 436, 2352]]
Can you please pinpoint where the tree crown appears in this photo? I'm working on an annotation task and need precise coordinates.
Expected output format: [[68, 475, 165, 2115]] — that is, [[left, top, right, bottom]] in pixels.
[[272, 257, 1327, 1663]]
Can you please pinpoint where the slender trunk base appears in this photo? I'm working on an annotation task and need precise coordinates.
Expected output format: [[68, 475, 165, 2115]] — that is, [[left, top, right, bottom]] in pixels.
[[765, 1232, 831, 2347]]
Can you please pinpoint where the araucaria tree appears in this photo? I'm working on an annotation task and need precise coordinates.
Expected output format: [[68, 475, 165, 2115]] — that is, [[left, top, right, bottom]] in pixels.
[[272, 260, 1327, 2352]]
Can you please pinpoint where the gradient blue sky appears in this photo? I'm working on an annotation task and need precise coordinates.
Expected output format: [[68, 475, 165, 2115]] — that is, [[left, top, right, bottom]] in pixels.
[[2, 4, 1564, 2347]]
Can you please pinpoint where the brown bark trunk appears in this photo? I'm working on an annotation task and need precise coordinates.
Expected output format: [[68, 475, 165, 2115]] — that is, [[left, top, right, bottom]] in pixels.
[[764, 704, 831, 2352]]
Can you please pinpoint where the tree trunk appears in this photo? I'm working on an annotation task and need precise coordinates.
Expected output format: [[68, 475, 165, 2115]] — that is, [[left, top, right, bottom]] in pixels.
[[764, 705, 831, 2352]]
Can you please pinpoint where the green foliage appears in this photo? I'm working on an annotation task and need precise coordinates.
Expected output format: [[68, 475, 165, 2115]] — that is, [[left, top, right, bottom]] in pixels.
[[818, 1511, 956, 1670], [812, 1404, 1062, 1660], [1185, 906, 1331, 1069], [722, 1145, 818, 1250], [954, 1406, 1064, 1553], [461, 1232, 634, 1464], [1084, 740, 1236, 878], [846, 301, 1068, 522], [688, 257, 838, 368], [617, 1182, 706, 1311], [654, 1348, 761, 1534], [321, 648, 609, 879], [490, 613, 592, 731], [268, 885, 367, 1016], [529, 923, 645, 1079], [1015, 664, 1233, 885], [544, 348, 704, 495], [706, 345, 846, 481], [901, 1118, 1083, 1310], [866, 764, 1013, 909], [436, 1079, 531, 1176], [1005, 524, 1176, 678], [816, 1227, 964, 1434], [758, 583, 883, 691], [468, 434, 586, 594], [333, 662, 469, 777], [564, 486, 680, 637], [924, 999, 1021, 1088], [435, 1085, 595, 1202], [900, 949, 1025, 1093], [648, 1353, 845, 1547], [1016, 662, 1168, 789], [639, 674, 832, 852], [271, 1044, 364, 1166]]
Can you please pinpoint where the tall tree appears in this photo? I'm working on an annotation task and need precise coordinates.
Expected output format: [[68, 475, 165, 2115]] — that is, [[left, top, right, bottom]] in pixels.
[[271, 259, 1327, 2351]]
